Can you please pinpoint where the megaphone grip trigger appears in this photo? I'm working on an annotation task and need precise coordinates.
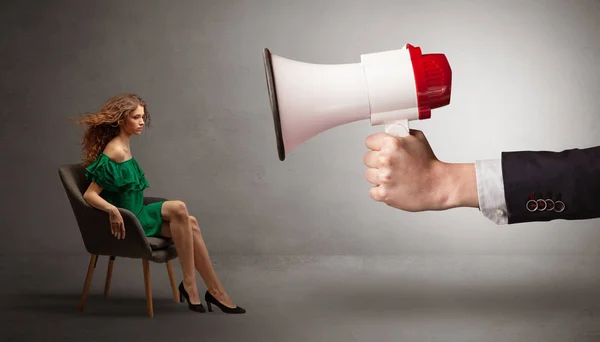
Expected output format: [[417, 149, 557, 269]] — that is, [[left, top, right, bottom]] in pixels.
[[385, 120, 410, 137]]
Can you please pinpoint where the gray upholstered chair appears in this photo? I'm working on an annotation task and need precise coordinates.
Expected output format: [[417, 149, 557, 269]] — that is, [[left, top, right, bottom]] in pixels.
[[58, 163, 179, 317]]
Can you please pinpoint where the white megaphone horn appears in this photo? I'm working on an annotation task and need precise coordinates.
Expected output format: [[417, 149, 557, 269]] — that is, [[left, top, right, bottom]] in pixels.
[[263, 43, 452, 161]]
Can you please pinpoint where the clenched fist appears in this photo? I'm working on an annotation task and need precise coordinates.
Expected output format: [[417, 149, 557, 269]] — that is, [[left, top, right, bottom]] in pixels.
[[363, 130, 478, 211]]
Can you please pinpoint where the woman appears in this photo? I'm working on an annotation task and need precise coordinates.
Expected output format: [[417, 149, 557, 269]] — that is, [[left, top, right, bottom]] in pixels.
[[76, 93, 245, 314]]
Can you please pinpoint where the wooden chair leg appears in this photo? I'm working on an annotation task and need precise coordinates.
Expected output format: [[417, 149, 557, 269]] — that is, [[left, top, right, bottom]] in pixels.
[[78, 254, 98, 312], [166, 260, 179, 302], [104, 256, 115, 299], [142, 258, 153, 317]]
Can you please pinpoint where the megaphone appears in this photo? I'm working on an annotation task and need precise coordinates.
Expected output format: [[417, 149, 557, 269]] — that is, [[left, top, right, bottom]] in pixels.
[[263, 43, 452, 161]]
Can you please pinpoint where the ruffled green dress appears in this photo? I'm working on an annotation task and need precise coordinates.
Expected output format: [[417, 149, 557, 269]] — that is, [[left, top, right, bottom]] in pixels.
[[85, 153, 165, 237]]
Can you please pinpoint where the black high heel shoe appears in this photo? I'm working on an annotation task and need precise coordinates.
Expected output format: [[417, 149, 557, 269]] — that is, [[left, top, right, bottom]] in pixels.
[[178, 282, 205, 313], [205, 291, 246, 314]]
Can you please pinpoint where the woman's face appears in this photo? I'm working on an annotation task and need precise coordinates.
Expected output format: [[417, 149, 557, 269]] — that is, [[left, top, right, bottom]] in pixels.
[[121, 105, 145, 135]]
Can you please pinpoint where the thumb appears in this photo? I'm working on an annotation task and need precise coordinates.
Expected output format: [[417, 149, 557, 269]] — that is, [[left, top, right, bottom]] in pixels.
[[409, 129, 426, 141]]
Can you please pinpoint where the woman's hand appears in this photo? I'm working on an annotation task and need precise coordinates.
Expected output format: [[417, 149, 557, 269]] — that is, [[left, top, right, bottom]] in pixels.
[[108, 206, 126, 239]]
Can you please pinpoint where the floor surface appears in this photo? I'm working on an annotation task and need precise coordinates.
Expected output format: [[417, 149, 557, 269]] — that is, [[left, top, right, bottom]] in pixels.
[[3, 254, 600, 341]]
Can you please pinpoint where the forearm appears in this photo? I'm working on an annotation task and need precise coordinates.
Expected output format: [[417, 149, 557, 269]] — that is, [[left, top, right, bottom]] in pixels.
[[435, 162, 479, 210], [83, 192, 117, 213]]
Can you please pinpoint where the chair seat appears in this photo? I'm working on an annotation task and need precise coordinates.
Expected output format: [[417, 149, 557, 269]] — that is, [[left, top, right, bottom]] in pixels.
[[147, 237, 173, 250], [147, 237, 177, 263]]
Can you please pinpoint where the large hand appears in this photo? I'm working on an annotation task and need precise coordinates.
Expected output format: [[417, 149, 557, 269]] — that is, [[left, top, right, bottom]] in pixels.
[[363, 130, 470, 211]]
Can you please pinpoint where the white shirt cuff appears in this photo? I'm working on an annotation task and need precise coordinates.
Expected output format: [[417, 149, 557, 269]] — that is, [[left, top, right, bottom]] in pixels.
[[475, 159, 508, 225]]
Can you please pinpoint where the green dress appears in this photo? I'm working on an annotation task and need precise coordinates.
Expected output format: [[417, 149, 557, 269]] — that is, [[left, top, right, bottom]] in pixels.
[[85, 152, 166, 237]]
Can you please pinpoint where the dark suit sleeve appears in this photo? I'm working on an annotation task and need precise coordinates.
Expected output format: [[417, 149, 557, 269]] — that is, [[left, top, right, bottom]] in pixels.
[[501, 145, 600, 224]]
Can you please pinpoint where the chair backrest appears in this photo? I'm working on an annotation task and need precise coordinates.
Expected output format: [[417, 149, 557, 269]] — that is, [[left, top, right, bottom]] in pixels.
[[59, 163, 89, 202], [59, 163, 104, 254]]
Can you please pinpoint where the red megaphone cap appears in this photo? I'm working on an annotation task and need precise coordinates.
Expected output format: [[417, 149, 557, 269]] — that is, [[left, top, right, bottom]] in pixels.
[[406, 44, 452, 120]]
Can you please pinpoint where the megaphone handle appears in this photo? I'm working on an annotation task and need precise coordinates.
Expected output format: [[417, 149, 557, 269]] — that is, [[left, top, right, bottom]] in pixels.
[[384, 119, 410, 137]]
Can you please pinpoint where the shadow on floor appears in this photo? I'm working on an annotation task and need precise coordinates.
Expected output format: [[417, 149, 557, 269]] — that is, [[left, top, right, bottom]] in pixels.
[[7, 292, 183, 317], [304, 278, 600, 314]]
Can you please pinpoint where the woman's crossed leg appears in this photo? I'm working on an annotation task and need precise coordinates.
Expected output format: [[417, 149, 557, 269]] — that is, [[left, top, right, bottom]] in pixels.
[[159, 200, 235, 308]]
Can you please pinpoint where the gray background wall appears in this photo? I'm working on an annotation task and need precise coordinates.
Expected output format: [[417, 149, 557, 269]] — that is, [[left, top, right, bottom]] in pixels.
[[2, 0, 599, 257]]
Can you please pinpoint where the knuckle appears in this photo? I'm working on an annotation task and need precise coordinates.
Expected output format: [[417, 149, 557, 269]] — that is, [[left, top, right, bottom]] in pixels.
[[384, 136, 401, 149], [379, 170, 392, 182], [378, 155, 392, 167]]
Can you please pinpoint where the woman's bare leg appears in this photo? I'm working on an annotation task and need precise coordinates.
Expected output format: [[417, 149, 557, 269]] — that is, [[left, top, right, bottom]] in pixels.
[[160, 200, 200, 304], [188, 215, 235, 308]]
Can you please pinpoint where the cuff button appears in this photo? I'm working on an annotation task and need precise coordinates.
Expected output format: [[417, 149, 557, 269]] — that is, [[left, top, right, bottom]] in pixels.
[[554, 201, 565, 213], [545, 199, 555, 211], [536, 199, 547, 211], [526, 200, 538, 212]]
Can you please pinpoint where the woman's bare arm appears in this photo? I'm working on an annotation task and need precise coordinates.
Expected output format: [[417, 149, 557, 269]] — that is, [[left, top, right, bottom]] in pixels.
[[83, 179, 126, 239], [83, 182, 117, 213]]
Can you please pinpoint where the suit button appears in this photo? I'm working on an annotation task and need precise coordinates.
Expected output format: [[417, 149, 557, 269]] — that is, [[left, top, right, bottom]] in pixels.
[[526, 200, 538, 212], [554, 200, 565, 212], [536, 199, 547, 211], [545, 199, 555, 211]]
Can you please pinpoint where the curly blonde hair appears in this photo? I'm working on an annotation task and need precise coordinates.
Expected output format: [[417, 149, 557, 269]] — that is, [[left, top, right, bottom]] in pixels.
[[74, 93, 151, 167]]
